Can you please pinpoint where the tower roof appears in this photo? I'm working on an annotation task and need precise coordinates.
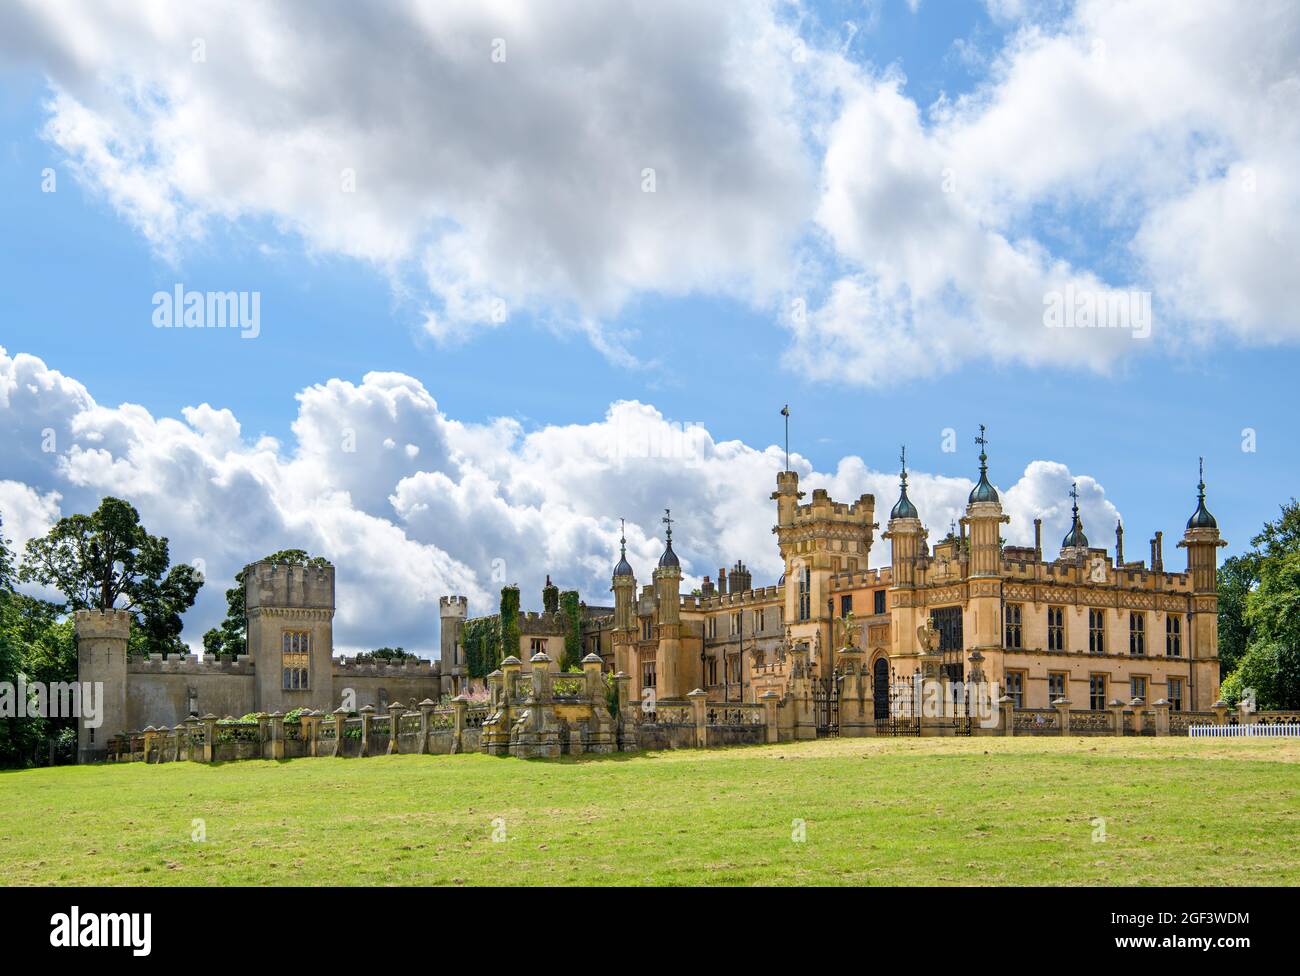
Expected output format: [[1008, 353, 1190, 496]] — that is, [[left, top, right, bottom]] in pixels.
[[657, 508, 680, 568], [890, 445, 919, 519], [1187, 457, 1218, 529], [1061, 482, 1088, 548], [612, 517, 634, 577], [968, 424, 999, 504]]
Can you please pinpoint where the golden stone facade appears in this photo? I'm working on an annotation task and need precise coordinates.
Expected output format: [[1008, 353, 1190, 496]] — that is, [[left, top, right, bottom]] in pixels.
[[583, 442, 1224, 717]]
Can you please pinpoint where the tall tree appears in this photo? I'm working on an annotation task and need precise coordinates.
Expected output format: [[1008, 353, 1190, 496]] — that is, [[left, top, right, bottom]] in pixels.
[[1251, 499, 1300, 562], [1217, 555, 1258, 677], [18, 497, 201, 655], [0, 515, 73, 766], [1220, 500, 1300, 709], [0, 513, 13, 593]]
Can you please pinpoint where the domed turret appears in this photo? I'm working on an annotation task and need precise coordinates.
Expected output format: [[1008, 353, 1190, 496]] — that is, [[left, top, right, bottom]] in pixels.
[[657, 508, 680, 568], [612, 519, 634, 577], [968, 425, 999, 504], [1061, 482, 1089, 549], [890, 445, 919, 520], [1186, 459, 1217, 529]]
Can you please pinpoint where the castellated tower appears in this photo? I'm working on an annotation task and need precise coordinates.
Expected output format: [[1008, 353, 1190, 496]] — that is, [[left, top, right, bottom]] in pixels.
[[75, 608, 130, 763], [1178, 460, 1227, 710], [245, 559, 336, 713], [439, 595, 468, 694], [963, 428, 1010, 667], [883, 450, 924, 660], [772, 470, 876, 674], [653, 513, 687, 699]]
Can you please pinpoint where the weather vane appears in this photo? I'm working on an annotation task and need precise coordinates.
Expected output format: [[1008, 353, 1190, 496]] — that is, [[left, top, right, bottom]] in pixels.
[[662, 508, 673, 544]]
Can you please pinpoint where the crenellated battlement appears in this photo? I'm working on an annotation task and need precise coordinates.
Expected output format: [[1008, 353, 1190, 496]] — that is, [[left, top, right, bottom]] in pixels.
[[332, 656, 441, 676], [245, 558, 335, 612], [791, 488, 876, 523], [129, 654, 255, 675], [73, 608, 132, 640], [687, 584, 783, 611], [439, 594, 469, 618]]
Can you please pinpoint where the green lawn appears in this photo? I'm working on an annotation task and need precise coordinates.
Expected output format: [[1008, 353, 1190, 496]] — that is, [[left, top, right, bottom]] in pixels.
[[2, 736, 1298, 885]]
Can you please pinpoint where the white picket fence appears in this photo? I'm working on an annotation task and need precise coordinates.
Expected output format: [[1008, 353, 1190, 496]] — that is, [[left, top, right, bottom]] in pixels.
[[1189, 723, 1300, 738]]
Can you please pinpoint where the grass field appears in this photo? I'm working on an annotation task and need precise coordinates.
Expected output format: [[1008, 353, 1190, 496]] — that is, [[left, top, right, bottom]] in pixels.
[[2, 736, 1298, 886]]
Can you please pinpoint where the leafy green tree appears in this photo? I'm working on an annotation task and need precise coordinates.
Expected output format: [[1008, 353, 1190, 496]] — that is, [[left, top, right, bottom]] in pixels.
[[1246, 549, 1300, 653], [0, 517, 73, 767], [1251, 499, 1300, 562], [1217, 555, 1258, 677], [354, 647, 419, 663], [17, 497, 200, 656], [0, 513, 13, 592], [1220, 500, 1300, 710]]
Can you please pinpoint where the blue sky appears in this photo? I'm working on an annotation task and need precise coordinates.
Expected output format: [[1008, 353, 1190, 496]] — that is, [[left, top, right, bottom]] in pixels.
[[0, 0, 1295, 650]]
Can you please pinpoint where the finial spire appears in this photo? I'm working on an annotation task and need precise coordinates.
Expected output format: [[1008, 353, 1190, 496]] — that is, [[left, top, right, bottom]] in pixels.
[[619, 517, 626, 557], [1186, 455, 1218, 531], [967, 424, 999, 504], [781, 404, 790, 472], [890, 444, 919, 520], [1061, 481, 1089, 550], [656, 508, 681, 568]]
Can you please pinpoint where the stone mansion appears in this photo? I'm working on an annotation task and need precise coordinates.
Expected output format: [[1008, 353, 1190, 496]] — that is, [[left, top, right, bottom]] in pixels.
[[77, 434, 1225, 759]]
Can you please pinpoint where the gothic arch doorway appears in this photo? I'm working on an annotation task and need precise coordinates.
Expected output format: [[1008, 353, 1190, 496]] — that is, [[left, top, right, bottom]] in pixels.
[[873, 657, 889, 721]]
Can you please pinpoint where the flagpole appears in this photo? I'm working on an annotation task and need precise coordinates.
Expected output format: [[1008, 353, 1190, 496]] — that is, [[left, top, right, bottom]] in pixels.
[[782, 404, 789, 472]]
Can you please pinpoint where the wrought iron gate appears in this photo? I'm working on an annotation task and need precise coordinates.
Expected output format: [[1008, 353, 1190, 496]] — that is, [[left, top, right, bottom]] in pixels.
[[813, 676, 840, 737], [874, 669, 921, 736], [935, 682, 974, 736]]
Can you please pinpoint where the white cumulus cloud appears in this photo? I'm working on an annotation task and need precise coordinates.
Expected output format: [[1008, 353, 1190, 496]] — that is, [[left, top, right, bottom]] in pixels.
[[0, 346, 1138, 657]]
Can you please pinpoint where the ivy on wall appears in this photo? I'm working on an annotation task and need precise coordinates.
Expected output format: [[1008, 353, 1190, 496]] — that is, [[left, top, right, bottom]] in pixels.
[[560, 589, 581, 671], [542, 578, 559, 614], [499, 585, 521, 665], [462, 616, 501, 680]]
